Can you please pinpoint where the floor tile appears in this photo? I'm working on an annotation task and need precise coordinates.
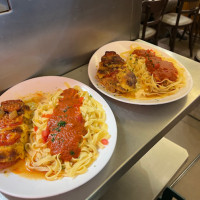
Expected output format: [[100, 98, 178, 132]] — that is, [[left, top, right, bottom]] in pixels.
[[165, 115, 200, 200]]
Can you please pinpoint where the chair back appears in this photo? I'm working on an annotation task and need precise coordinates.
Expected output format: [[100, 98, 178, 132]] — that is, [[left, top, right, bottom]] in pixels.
[[175, 0, 200, 27], [141, 0, 168, 40]]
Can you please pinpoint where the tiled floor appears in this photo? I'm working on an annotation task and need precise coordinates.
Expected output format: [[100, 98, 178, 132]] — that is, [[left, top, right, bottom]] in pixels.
[[159, 36, 200, 200], [166, 116, 200, 200], [101, 36, 200, 200], [158, 35, 200, 60]]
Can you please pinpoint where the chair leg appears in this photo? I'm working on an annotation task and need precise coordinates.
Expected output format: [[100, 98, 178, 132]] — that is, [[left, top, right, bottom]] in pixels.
[[169, 28, 173, 49], [158, 187, 185, 200], [170, 27, 177, 52], [179, 27, 187, 41], [154, 23, 161, 45], [189, 38, 193, 57], [154, 32, 158, 45], [192, 18, 199, 48], [189, 25, 193, 57]]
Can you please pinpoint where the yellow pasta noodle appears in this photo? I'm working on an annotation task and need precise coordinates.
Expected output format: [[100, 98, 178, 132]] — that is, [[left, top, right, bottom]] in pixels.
[[119, 45, 186, 99], [24, 85, 109, 180]]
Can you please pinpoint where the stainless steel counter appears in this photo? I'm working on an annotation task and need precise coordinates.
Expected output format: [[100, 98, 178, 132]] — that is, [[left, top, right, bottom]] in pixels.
[[1, 40, 200, 200]]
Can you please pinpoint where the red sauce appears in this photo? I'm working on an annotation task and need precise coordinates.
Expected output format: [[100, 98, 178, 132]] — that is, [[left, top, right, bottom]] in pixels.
[[0, 160, 18, 170], [45, 88, 87, 162], [10, 159, 46, 179], [0, 131, 20, 146], [0, 115, 23, 129], [0, 159, 45, 179], [132, 49, 178, 82], [0, 115, 23, 146]]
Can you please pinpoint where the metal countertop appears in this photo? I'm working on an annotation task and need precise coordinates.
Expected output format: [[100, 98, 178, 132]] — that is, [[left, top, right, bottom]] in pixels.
[[2, 40, 200, 200]]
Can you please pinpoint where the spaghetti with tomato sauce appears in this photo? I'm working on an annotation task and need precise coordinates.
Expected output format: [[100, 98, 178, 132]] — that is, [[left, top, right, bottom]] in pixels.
[[132, 49, 178, 83], [118, 45, 186, 99]]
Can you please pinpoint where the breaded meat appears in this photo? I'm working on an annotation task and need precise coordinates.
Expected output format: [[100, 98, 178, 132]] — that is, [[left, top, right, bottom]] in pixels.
[[0, 100, 32, 170], [96, 51, 137, 93]]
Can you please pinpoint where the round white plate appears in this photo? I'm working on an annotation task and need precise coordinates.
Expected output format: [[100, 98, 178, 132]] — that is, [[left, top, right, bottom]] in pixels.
[[0, 76, 117, 199], [88, 41, 193, 105]]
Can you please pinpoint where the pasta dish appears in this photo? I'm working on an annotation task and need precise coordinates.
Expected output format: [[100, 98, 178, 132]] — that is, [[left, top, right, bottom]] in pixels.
[[96, 45, 186, 99], [0, 84, 110, 181], [24, 85, 109, 180]]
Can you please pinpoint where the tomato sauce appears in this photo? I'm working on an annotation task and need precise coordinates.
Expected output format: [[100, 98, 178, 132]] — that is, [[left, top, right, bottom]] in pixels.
[[45, 88, 87, 162], [9, 159, 46, 180], [0, 115, 23, 129], [0, 131, 21, 146], [132, 49, 178, 82]]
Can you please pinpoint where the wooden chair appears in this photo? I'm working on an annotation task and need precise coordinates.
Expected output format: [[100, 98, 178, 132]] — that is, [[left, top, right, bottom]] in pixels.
[[195, 49, 200, 62], [139, 0, 168, 44], [161, 0, 200, 57], [165, 0, 179, 13]]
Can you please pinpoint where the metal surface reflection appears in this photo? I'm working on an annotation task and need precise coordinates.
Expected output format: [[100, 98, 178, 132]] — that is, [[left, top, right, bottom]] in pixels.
[[0, 0, 141, 92]]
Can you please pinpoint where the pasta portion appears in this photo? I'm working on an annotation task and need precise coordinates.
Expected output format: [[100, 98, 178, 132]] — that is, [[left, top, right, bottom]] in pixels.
[[96, 45, 186, 100], [25, 86, 109, 180], [120, 45, 186, 99]]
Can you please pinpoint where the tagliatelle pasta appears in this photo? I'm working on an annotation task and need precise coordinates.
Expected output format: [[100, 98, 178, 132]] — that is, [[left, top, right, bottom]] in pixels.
[[119, 45, 186, 99], [96, 45, 186, 100], [24, 85, 109, 180]]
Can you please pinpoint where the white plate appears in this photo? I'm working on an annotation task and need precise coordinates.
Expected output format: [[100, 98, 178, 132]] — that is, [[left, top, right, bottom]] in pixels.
[[0, 76, 117, 199], [88, 41, 193, 105]]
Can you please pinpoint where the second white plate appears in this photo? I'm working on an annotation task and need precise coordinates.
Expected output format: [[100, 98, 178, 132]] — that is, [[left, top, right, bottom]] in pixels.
[[88, 41, 193, 105]]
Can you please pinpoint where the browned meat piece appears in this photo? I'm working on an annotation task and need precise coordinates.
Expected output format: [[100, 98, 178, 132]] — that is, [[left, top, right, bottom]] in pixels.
[[0, 114, 23, 129], [121, 70, 137, 88], [1, 100, 24, 112], [96, 51, 137, 94], [0, 99, 32, 170], [97, 51, 126, 79], [0, 160, 18, 170], [0, 127, 23, 146], [101, 51, 126, 68]]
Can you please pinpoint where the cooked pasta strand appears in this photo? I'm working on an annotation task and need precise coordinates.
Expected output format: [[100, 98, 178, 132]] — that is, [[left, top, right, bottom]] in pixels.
[[25, 85, 109, 180]]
